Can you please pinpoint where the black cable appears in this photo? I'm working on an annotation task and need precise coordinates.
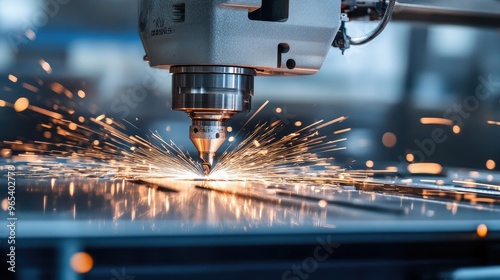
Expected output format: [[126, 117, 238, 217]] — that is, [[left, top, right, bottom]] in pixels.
[[350, 0, 397, 45]]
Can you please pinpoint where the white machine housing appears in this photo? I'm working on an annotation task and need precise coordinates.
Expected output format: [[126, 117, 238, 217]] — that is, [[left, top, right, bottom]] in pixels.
[[139, 0, 342, 75]]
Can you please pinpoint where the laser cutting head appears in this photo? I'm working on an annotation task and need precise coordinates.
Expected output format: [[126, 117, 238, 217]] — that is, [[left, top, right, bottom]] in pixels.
[[171, 66, 255, 173], [139, 0, 342, 172]]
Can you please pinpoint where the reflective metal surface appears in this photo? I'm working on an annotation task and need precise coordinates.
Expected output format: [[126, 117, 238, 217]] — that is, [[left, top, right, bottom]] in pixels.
[[2, 168, 500, 280], [171, 66, 255, 113], [190, 120, 226, 169], [4, 169, 500, 239]]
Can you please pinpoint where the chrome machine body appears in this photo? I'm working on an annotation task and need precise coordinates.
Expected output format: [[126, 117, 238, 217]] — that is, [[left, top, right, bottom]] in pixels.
[[138, 0, 342, 173]]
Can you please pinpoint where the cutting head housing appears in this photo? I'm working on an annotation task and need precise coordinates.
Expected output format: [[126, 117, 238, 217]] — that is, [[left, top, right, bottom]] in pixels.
[[139, 0, 342, 170]]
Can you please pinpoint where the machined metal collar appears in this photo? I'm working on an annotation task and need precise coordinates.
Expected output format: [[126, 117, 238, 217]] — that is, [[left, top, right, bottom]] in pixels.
[[171, 66, 256, 115]]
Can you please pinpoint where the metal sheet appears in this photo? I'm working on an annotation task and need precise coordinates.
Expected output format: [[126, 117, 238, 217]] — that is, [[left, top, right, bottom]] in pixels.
[[3, 168, 500, 240]]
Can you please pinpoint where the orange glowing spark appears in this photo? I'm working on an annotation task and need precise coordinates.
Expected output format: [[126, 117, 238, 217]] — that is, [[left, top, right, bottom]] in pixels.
[[382, 132, 397, 148], [211, 104, 350, 182], [14, 97, 29, 112], [69, 182, 75, 196], [68, 122, 78, 131], [64, 89, 73, 99], [8, 75, 18, 83], [77, 90, 86, 98], [333, 128, 351, 135], [1, 149, 12, 157], [386, 166, 398, 172], [21, 83, 39, 93], [487, 120, 500, 126], [452, 125, 461, 134], [1, 199, 8, 211], [95, 114, 106, 121], [28, 105, 63, 119], [420, 117, 453, 126], [407, 163, 443, 174], [241, 100, 269, 128], [486, 160, 496, 170], [317, 116, 347, 130], [39, 59, 52, 74], [4, 93, 358, 185], [476, 224, 488, 238], [70, 252, 93, 273], [406, 154, 414, 162], [50, 82, 65, 94]]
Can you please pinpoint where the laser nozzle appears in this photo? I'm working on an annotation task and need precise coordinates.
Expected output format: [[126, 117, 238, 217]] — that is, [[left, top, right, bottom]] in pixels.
[[190, 120, 225, 175], [202, 161, 211, 175]]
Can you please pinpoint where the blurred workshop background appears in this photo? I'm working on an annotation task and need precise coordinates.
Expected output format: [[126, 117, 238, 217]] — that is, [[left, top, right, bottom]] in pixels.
[[0, 0, 499, 170]]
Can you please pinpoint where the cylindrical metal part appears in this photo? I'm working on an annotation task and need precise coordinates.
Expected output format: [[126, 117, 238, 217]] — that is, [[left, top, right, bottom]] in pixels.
[[189, 120, 226, 167], [170, 66, 256, 172], [171, 66, 255, 115]]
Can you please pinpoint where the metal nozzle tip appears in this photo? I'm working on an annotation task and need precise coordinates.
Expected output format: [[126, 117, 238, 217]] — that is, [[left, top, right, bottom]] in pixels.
[[202, 162, 211, 175], [199, 152, 214, 166], [189, 120, 225, 176], [200, 152, 214, 175]]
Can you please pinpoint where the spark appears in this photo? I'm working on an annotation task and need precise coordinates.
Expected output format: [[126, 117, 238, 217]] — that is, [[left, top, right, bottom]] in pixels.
[[487, 120, 500, 126], [1, 94, 204, 179], [1, 76, 362, 186], [28, 105, 63, 119], [77, 90, 86, 98], [486, 160, 496, 170], [50, 82, 65, 94], [22, 83, 39, 93], [333, 128, 351, 135], [420, 117, 453, 126], [209, 103, 353, 183], [477, 224, 488, 238], [8, 75, 18, 83], [382, 132, 397, 148], [406, 153, 414, 162], [14, 97, 29, 112], [317, 116, 347, 130], [407, 163, 443, 175], [39, 59, 53, 74], [95, 114, 106, 121]]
